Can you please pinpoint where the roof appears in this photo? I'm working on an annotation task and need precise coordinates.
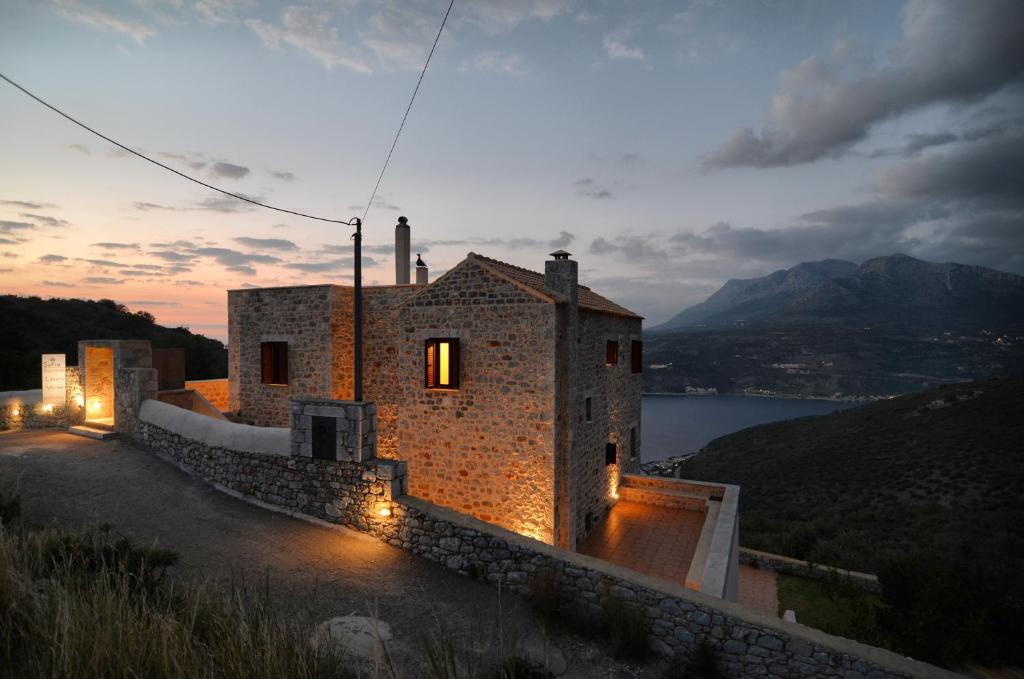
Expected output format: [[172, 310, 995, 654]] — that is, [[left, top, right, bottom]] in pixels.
[[468, 253, 642, 319]]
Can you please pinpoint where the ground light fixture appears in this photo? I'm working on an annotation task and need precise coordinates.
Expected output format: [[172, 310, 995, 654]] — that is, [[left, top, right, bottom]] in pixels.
[[378, 503, 393, 518]]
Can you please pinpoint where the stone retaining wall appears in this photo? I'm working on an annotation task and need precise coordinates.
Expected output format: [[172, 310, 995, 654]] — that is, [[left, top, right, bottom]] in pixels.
[[130, 407, 954, 679], [740, 548, 882, 594]]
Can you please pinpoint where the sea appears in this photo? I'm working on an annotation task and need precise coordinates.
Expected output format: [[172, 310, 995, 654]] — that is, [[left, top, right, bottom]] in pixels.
[[641, 394, 863, 463]]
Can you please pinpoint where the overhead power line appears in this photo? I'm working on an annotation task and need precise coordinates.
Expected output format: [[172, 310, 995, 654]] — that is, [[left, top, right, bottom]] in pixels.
[[0, 71, 354, 225], [362, 0, 455, 224]]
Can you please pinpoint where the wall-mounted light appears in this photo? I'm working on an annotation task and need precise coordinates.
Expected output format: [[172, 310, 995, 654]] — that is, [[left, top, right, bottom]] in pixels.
[[10, 407, 20, 418], [74, 394, 84, 408], [42, 403, 54, 414], [378, 503, 392, 518]]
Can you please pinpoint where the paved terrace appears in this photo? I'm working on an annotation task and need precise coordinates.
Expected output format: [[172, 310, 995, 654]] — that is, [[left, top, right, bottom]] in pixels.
[[577, 500, 705, 588]]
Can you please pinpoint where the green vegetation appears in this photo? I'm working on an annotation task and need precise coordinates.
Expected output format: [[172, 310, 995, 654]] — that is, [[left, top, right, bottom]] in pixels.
[[679, 377, 1024, 667], [0, 295, 227, 390], [776, 575, 882, 647]]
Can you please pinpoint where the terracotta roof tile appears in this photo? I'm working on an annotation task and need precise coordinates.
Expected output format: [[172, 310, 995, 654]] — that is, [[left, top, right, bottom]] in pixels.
[[469, 253, 642, 319]]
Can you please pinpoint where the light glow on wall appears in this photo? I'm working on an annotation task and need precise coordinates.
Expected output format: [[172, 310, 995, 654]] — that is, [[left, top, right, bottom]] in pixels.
[[41, 403, 54, 414], [75, 394, 85, 408], [10, 407, 20, 418], [89, 400, 102, 413]]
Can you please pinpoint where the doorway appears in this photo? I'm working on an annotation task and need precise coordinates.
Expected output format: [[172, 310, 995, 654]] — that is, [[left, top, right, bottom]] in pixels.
[[84, 346, 114, 426]]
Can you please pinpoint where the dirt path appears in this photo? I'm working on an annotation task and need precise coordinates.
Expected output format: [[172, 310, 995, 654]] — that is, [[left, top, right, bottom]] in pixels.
[[0, 429, 661, 677]]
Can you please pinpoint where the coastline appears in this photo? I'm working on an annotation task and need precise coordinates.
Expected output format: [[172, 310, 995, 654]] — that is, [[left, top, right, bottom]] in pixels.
[[641, 391, 875, 403]]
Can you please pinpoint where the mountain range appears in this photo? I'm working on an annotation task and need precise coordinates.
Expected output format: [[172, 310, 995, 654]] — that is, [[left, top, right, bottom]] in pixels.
[[651, 254, 1024, 335]]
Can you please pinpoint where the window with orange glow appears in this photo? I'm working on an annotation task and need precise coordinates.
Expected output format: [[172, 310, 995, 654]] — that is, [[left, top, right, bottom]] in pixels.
[[425, 338, 460, 389], [606, 340, 619, 366]]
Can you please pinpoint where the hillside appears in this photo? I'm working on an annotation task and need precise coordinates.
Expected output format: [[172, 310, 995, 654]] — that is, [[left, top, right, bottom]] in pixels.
[[676, 377, 1024, 574], [0, 295, 227, 390], [651, 253, 1024, 334]]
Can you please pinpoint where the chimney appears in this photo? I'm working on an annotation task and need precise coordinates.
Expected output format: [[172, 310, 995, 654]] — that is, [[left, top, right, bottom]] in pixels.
[[415, 253, 428, 285], [544, 250, 577, 304], [395, 216, 410, 284]]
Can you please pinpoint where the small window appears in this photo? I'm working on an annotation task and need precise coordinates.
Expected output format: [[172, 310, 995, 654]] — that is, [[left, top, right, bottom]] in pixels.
[[630, 427, 638, 458], [425, 338, 460, 389], [585, 397, 592, 422], [631, 340, 643, 374], [605, 442, 617, 466], [261, 341, 288, 385], [606, 340, 618, 366]]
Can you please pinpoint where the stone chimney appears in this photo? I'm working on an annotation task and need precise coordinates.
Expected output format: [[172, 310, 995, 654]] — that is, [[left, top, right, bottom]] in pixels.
[[544, 250, 577, 305], [415, 253, 428, 285], [395, 216, 410, 284]]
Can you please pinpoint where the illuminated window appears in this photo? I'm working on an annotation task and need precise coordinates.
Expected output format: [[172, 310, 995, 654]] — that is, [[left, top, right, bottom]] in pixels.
[[585, 397, 592, 422], [605, 442, 617, 466], [260, 342, 288, 385], [606, 340, 618, 366], [425, 338, 460, 389], [630, 427, 638, 458], [631, 340, 643, 374]]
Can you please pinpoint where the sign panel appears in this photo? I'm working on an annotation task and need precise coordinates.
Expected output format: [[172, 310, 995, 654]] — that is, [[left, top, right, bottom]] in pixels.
[[42, 353, 66, 405]]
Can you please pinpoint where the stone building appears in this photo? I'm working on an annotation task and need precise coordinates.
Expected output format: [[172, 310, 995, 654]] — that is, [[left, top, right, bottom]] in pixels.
[[228, 224, 642, 549]]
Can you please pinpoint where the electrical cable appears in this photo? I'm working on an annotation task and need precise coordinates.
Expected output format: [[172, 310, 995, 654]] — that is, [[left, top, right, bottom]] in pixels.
[[0, 70, 354, 225], [361, 0, 455, 224]]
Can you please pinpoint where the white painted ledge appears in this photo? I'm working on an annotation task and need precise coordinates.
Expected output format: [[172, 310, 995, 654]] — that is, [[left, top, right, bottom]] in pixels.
[[138, 398, 290, 456]]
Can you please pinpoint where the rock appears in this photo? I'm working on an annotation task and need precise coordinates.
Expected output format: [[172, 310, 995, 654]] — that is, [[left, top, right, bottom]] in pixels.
[[314, 615, 393, 661], [517, 632, 567, 676]]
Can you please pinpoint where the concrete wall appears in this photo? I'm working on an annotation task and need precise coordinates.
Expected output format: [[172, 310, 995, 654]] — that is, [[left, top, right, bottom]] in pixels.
[[184, 378, 229, 412], [129, 411, 954, 679]]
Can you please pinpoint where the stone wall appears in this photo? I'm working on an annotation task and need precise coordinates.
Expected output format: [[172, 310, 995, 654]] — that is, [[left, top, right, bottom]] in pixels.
[[739, 548, 881, 594], [229, 286, 335, 426], [184, 378, 229, 411], [129, 412, 952, 679], [392, 259, 558, 543], [571, 309, 643, 545], [291, 399, 377, 462], [0, 366, 84, 431], [115, 367, 158, 437]]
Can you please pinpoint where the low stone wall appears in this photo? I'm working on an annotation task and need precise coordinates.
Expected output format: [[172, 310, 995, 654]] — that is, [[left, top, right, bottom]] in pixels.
[[129, 409, 954, 679], [184, 378, 229, 412], [740, 548, 882, 594], [0, 368, 84, 431]]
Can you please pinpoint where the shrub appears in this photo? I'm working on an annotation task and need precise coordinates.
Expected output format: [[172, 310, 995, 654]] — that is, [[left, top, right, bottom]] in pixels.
[[601, 592, 648, 661], [526, 568, 563, 626]]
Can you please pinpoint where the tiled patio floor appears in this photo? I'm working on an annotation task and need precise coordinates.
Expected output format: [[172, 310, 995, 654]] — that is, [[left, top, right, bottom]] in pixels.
[[576, 500, 706, 587], [738, 564, 778, 617]]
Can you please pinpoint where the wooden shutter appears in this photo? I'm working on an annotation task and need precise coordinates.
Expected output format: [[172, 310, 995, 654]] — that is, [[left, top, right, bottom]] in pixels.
[[606, 340, 618, 365], [261, 342, 288, 385], [424, 340, 437, 388]]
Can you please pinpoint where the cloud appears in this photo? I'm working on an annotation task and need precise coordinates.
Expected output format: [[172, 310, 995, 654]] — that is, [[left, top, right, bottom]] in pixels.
[[604, 31, 645, 61], [193, 0, 256, 25], [463, 0, 572, 34], [37, 254, 68, 264], [247, 7, 371, 73], [64, 143, 91, 155], [92, 242, 141, 250], [2, 252, 19, 258], [20, 213, 68, 228], [173, 280, 205, 286], [226, 264, 256, 276], [132, 201, 174, 211], [233, 237, 298, 250], [211, 161, 250, 179], [51, 0, 157, 43], [82, 276, 124, 285], [705, 0, 1024, 168], [460, 51, 527, 76], [149, 251, 194, 262], [124, 299, 179, 307], [575, 177, 614, 199], [0, 220, 34, 234], [588, 235, 667, 261], [193, 194, 259, 213], [284, 257, 375, 273], [271, 170, 296, 181], [1, 200, 56, 209], [549, 230, 574, 249], [42, 280, 73, 287], [193, 247, 282, 267], [77, 258, 120, 267]]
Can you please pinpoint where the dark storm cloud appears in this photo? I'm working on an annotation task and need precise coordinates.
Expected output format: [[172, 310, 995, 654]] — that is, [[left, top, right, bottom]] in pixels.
[[210, 162, 250, 179], [705, 0, 1024, 168], [233, 237, 298, 250]]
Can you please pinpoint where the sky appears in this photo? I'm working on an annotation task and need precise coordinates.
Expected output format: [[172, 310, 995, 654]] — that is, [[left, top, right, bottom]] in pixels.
[[1, 0, 1022, 340]]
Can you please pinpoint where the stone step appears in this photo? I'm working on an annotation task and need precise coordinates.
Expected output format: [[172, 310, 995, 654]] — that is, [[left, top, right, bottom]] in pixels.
[[68, 425, 118, 440]]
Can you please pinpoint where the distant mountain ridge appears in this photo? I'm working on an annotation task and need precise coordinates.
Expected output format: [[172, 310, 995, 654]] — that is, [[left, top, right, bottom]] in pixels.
[[651, 254, 1024, 334]]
